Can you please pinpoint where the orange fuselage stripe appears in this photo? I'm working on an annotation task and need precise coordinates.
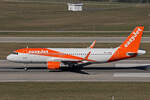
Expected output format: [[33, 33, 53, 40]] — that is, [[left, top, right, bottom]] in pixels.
[[15, 48, 96, 62]]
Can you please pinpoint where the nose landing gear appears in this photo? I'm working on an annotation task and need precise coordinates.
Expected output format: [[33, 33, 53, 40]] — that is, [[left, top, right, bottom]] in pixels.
[[24, 64, 28, 71]]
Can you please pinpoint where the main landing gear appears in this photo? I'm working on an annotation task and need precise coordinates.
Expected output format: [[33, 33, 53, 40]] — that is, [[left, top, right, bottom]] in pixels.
[[68, 64, 88, 74], [69, 64, 83, 72]]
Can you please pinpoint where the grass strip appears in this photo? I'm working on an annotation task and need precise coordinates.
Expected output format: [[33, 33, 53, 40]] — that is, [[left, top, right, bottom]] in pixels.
[[0, 82, 149, 100], [0, 1, 149, 31]]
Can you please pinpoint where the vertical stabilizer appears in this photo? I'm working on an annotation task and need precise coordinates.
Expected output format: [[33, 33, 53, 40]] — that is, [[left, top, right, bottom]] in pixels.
[[109, 26, 144, 61], [119, 26, 144, 52]]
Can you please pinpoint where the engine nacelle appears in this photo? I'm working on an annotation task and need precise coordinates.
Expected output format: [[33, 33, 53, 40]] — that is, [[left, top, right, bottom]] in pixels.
[[47, 61, 61, 69]]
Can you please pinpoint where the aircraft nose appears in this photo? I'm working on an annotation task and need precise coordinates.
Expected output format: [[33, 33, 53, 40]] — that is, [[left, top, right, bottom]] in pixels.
[[7, 54, 14, 61]]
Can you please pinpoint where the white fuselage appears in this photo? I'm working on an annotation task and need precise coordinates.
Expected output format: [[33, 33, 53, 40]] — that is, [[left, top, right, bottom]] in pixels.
[[7, 48, 116, 63]]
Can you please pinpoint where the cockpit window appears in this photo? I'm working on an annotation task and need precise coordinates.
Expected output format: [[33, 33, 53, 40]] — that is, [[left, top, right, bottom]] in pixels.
[[12, 52, 18, 55]]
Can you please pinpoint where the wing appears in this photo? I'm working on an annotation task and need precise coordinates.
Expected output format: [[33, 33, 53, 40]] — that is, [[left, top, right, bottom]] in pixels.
[[47, 40, 97, 69], [62, 40, 97, 66]]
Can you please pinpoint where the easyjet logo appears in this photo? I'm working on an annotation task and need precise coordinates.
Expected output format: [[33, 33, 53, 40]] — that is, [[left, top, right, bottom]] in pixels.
[[124, 28, 142, 48], [29, 50, 49, 54]]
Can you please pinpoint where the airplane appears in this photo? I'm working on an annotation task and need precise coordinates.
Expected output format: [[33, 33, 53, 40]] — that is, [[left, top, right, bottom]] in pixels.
[[7, 26, 146, 73]]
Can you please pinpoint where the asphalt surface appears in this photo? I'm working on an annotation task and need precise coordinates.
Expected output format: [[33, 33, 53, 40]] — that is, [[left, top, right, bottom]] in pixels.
[[0, 60, 150, 82], [0, 37, 150, 43]]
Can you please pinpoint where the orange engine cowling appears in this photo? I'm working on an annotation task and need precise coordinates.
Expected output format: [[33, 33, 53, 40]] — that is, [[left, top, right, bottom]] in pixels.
[[47, 61, 61, 69]]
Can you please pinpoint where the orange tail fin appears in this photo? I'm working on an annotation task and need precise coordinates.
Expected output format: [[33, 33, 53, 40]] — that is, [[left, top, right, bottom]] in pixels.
[[109, 26, 144, 61], [119, 26, 144, 52]]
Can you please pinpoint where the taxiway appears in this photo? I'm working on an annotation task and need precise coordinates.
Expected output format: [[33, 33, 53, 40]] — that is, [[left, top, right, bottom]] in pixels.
[[0, 60, 150, 82]]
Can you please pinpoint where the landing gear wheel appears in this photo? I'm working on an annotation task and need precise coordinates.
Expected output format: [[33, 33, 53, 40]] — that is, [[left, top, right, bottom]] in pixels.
[[24, 64, 28, 71], [24, 67, 28, 71]]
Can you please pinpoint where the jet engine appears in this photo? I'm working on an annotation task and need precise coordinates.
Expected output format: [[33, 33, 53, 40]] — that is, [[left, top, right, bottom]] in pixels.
[[47, 61, 61, 69]]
